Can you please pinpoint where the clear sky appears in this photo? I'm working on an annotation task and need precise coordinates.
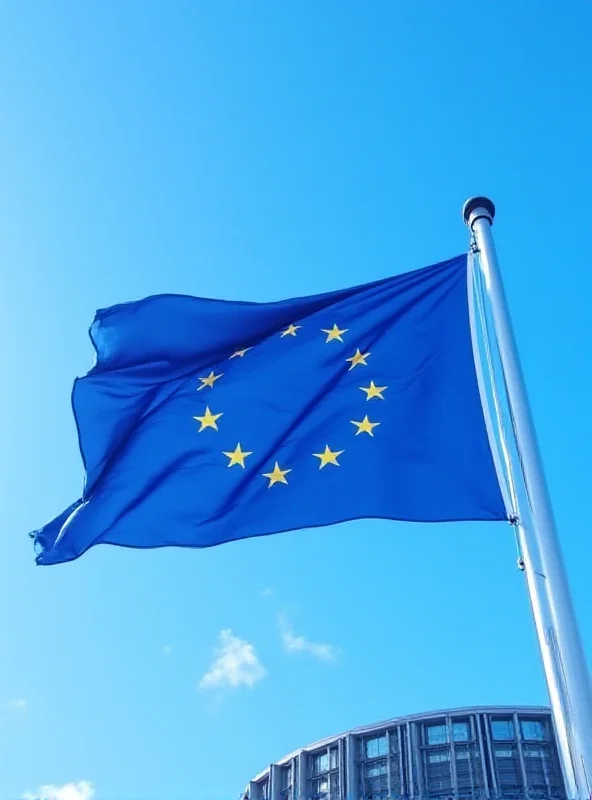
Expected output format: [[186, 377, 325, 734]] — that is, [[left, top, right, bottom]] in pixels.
[[1, 2, 591, 799]]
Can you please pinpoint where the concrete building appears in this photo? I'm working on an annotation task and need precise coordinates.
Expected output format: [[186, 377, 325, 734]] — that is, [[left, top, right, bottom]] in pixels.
[[244, 706, 565, 800]]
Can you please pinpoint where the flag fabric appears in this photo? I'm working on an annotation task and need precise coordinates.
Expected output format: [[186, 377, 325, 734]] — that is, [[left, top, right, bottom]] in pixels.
[[32, 254, 507, 566]]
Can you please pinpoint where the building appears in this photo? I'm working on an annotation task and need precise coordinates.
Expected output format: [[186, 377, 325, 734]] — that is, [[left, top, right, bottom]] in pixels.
[[244, 706, 565, 800]]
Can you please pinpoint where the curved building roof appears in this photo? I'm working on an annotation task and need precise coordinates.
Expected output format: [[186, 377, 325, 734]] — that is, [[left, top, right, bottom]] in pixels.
[[246, 705, 563, 800]]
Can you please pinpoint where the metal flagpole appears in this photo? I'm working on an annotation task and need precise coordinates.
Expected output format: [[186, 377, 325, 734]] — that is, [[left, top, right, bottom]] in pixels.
[[515, 521, 578, 799], [463, 197, 592, 800]]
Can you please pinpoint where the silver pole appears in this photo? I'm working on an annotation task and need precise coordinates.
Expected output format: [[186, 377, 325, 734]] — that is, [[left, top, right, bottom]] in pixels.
[[463, 197, 592, 800], [516, 522, 578, 798]]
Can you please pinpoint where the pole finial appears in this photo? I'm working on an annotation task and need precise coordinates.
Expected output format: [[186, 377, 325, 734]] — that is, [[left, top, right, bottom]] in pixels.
[[463, 196, 496, 228]]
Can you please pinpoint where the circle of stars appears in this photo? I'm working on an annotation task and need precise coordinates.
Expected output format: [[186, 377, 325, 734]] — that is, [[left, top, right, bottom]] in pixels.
[[191, 320, 387, 487]]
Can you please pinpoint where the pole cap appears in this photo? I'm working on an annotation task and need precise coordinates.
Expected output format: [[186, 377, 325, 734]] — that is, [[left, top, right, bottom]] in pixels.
[[463, 196, 496, 228]]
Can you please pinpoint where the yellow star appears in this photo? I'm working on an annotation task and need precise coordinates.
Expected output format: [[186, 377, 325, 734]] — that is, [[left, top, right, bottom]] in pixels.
[[197, 370, 223, 390], [359, 381, 387, 401], [230, 348, 251, 359], [222, 443, 253, 468], [346, 348, 371, 370], [280, 324, 301, 337], [321, 324, 348, 343], [193, 406, 223, 432], [313, 445, 344, 469], [262, 461, 292, 487], [350, 415, 380, 436]]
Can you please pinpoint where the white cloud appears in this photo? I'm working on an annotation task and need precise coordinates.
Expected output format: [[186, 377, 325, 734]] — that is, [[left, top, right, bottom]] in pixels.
[[11, 698, 27, 710], [260, 587, 274, 598], [279, 614, 340, 662], [199, 629, 267, 690], [162, 645, 173, 656], [22, 781, 94, 800]]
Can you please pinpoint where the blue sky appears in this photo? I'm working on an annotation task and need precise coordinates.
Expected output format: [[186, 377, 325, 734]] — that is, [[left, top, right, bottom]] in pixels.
[[1, 2, 591, 799]]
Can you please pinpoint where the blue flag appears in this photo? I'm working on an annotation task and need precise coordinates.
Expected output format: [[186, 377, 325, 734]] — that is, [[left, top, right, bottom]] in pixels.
[[33, 254, 507, 565]]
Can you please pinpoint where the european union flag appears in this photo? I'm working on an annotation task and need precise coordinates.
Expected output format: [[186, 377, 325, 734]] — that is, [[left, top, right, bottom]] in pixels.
[[33, 254, 507, 565]]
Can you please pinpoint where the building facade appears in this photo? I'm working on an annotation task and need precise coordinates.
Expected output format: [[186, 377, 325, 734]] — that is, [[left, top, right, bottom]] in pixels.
[[245, 706, 565, 800]]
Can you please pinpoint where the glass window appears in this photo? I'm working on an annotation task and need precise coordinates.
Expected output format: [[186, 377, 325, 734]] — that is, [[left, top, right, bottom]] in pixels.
[[427, 723, 449, 745], [425, 746, 452, 796], [365, 760, 388, 778], [452, 721, 470, 742], [523, 746, 547, 791], [329, 748, 338, 770], [456, 745, 484, 793], [521, 719, 546, 741], [494, 745, 520, 795], [523, 747, 544, 758], [429, 751, 451, 763], [282, 765, 292, 788], [389, 730, 399, 754], [310, 772, 339, 800], [313, 752, 329, 775], [492, 719, 515, 741], [365, 735, 388, 758]]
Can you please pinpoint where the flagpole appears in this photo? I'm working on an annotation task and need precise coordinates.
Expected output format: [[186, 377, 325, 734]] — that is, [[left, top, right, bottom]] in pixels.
[[463, 197, 592, 800]]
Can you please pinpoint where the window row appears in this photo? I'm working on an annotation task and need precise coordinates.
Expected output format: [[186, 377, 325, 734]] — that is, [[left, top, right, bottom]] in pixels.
[[426, 718, 548, 746], [423, 743, 561, 797]]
